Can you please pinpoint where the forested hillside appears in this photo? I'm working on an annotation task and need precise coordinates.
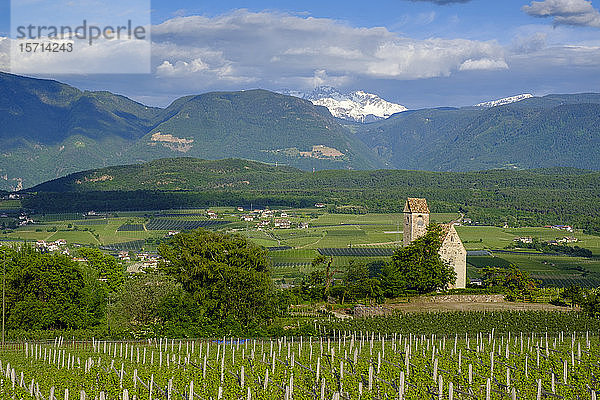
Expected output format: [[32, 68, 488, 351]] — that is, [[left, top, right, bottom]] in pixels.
[[355, 94, 600, 171], [2, 72, 600, 190]]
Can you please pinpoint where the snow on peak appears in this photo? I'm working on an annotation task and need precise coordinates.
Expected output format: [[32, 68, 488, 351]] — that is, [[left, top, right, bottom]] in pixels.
[[279, 87, 407, 123], [475, 94, 534, 108]]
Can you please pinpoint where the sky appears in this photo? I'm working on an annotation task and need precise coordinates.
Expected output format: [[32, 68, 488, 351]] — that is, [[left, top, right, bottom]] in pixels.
[[1, 0, 600, 108]]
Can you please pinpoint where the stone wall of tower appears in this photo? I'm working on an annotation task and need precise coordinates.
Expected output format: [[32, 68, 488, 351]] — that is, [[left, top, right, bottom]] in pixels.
[[403, 212, 430, 246], [438, 226, 467, 289]]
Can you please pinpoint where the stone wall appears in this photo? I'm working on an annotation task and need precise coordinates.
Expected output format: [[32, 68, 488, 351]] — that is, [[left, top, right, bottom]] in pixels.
[[418, 294, 504, 303], [353, 305, 394, 317]]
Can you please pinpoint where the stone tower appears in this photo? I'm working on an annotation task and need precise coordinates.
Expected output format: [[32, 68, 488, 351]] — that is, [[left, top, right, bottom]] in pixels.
[[403, 198, 430, 246]]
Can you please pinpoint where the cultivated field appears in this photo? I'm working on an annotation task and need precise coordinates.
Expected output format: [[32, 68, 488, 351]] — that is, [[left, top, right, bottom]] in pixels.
[[2, 208, 600, 288]]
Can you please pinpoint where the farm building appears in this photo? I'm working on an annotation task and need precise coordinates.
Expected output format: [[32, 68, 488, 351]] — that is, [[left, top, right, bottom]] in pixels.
[[403, 198, 467, 289]]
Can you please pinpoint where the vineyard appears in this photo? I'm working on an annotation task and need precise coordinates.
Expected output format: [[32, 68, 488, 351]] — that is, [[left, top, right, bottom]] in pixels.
[[318, 248, 396, 257], [118, 224, 146, 232], [0, 323, 599, 399], [532, 274, 600, 289], [102, 240, 146, 252], [145, 219, 230, 231]]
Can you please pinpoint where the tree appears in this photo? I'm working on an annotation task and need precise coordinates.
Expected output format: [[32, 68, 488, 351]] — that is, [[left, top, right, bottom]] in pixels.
[[561, 285, 584, 308], [158, 229, 277, 329], [77, 248, 125, 294], [581, 290, 600, 317], [480, 265, 538, 301], [109, 271, 179, 331], [344, 260, 383, 304], [311, 255, 340, 301], [382, 224, 456, 296], [5, 246, 104, 330]]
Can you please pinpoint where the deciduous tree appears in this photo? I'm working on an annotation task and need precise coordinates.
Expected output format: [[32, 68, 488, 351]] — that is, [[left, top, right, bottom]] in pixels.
[[158, 229, 277, 328], [382, 225, 456, 296]]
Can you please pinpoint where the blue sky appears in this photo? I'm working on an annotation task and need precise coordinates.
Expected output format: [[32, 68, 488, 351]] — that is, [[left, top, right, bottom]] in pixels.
[[1, 0, 600, 108]]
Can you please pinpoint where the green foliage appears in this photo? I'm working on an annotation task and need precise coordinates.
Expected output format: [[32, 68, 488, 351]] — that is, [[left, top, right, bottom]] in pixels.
[[560, 285, 585, 307], [343, 260, 383, 304], [382, 225, 456, 296], [2, 245, 104, 330], [158, 229, 279, 329], [109, 271, 180, 332], [581, 291, 600, 317], [557, 286, 600, 317], [480, 265, 538, 301], [510, 238, 593, 257], [322, 310, 600, 335], [76, 248, 125, 293]]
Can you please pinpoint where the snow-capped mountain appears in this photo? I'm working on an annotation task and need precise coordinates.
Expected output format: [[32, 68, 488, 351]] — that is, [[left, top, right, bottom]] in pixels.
[[280, 86, 407, 123], [475, 94, 534, 108]]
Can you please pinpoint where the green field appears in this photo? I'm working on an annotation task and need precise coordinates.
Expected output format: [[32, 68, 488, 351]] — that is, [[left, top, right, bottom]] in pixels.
[[2, 208, 600, 288], [0, 199, 20, 209]]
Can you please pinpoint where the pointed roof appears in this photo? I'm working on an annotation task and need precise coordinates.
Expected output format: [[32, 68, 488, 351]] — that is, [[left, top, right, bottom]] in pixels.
[[404, 198, 429, 214], [439, 223, 465, 246], [439, 223, 453, 240]]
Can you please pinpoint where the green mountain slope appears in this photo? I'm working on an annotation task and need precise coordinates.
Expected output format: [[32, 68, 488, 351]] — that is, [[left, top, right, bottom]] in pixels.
[[125, 90, 383, 171], [0, 72, 160, 191], [29, 157, 600, 194], [356, 95, 600, 171], [3, 72, 600, 191], [30, 158, 304, 192], [0, 74, 382, 191]]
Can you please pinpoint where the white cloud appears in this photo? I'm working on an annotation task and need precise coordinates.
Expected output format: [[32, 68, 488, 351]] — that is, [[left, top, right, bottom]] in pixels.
[[459, 58, 509, 71], [523, 0, 600, 27], [1, 36, 151, 75], [149, 10, 507, 89], [510, 43, 600, 67]]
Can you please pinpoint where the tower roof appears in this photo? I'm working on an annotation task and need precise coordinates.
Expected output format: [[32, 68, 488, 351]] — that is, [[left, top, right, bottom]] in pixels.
[[404, 198, 429, 214]]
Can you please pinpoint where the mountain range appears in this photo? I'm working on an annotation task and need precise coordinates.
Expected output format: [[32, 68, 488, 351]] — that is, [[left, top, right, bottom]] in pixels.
[[475, 94, 534, 108], [1, 71, 600, 191], [280, 86, 407, 123]]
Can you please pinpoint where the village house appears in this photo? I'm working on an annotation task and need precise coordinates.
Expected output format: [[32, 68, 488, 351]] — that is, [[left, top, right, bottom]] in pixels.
[[514, 236, 534, 244], [36, 239, 68, 253], [557, 236, 578, 244], [206, 210, 218, 219], [274, 219, 291, 229], [403, 198, 467, 289], [261, 210, 274, 218], [551, 225, 574, 232]]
